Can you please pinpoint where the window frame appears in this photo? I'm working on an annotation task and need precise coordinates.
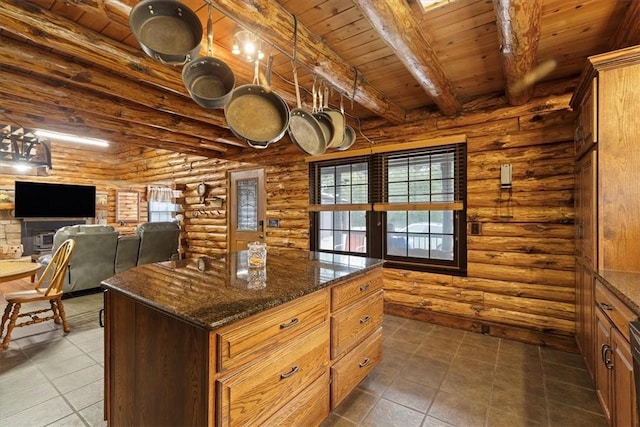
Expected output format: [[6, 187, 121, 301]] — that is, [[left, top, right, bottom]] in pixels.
[[308, 136, 467, 275]]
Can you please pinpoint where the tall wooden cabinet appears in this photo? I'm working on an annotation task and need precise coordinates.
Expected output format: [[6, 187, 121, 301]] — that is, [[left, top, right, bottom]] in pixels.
[[571, 45, 640, 426]]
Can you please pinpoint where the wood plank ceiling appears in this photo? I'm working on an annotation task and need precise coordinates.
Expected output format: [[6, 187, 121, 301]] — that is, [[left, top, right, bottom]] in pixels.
[[0, 0, 637, 158]]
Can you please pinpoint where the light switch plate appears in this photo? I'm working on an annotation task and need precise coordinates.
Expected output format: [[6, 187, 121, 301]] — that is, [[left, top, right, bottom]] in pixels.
[[500, 164, 512, 188]]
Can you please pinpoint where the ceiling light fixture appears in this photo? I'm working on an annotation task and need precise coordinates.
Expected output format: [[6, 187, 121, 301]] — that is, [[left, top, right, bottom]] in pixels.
[[34, 130, 109, 147], [231, 29, 265, 63], [1, 125, 52, 174], [417, 0, 453, 13]]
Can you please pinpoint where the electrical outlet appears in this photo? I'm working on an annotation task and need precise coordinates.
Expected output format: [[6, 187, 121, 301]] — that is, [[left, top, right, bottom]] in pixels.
[[470, 222, 481, 235]]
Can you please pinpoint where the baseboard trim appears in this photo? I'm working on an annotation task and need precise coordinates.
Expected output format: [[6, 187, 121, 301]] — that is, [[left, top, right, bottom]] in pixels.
[[384, 302, 579, 353]]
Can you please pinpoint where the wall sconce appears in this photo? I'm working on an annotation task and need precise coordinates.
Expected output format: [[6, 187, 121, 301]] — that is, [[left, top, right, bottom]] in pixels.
[[231, 30, 265, 63]]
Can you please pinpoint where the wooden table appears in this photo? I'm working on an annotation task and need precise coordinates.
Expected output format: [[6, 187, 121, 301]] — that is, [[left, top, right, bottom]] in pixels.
[[0, 261, 41, 283]]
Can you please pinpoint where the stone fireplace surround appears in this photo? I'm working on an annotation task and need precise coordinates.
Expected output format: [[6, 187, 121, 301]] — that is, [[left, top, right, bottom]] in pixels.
[[0, 210, 86, 257]]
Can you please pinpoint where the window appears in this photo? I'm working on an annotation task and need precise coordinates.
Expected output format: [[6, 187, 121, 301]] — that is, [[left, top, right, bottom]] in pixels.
[[309, 138, 466, 275], [147, 186, 177, 223]]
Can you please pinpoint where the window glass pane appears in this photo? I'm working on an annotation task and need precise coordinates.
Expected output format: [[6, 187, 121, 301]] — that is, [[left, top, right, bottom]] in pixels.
[[237, 178, 257, 231], [352, 184, 368, 203], [388, 181, 407, 198], [336, 185, 351, 204], [148, 201, 176, 223], [389, 210, 456, 259]]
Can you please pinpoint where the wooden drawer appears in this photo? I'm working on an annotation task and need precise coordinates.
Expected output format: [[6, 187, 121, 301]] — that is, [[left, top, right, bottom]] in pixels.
[[331, 269, 383, 312], [595, 280, 636, 341], [331, 327, 382, 409], [217, 323, 330, 427], [331, 290, 383, 360], [264, 370, 330, 427], [216, 289, 329, 372]]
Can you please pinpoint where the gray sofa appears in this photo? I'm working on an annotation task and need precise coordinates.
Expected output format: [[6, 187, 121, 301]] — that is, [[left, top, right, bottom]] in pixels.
[[39, 222, 180, 294]]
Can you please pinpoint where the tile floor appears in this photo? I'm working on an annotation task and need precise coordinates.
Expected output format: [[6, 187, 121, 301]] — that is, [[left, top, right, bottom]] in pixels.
[[0, 292, 606, 427]]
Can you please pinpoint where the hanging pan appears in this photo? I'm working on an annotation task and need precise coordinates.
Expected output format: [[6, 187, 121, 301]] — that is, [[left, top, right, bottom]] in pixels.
[[322, 86, 345, 149], [182, 4, 235, 109], [129, 0, 202, 65], [337, 97, 356, 151], [224, 54, 290, 148], [288, 62, 327, 155], [312, 80, 334, 148], [287, 18, 327, 156]]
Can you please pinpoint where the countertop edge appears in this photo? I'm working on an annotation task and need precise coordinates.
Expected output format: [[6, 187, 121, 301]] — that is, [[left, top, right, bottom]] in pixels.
[[101, 262, 383, 331], [596, 269, 640, 317]]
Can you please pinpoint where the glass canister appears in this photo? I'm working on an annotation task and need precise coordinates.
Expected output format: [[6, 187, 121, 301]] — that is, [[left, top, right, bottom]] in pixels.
[[247, 241, 267, 268]]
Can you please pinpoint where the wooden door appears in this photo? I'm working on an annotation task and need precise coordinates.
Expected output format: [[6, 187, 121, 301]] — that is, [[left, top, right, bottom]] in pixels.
[[229, 168, 266, 253]]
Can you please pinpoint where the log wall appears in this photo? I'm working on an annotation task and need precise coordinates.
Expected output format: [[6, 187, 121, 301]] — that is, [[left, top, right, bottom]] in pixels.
[[0, 89, 577, 351]]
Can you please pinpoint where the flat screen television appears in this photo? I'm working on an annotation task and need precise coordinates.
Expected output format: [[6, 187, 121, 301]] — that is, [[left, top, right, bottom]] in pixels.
[[14, 181, 96, 218]]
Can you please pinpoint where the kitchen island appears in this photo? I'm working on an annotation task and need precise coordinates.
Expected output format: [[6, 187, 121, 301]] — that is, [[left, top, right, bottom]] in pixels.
[[102, 249, 384, 427]]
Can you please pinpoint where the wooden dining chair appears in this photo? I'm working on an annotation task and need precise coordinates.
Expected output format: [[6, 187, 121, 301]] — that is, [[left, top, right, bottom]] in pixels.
[[0, 239, 76, 350]]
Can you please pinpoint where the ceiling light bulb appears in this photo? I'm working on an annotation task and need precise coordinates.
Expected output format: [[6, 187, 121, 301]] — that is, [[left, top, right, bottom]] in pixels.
[[12, 162, 31, 172]]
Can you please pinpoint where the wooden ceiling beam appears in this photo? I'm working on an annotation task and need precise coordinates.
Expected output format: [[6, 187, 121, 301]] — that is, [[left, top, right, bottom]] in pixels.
[[609, 0, 640, 50], [0, 42, 239, 147], [0, 1, 194, 96], [200, 0, 407, 123], [1, 107, 222, 158], [492, 0, 542, 106], [0, 70, 239, 154], [0, 96, 231, 157], [352, 0, 462, 117]]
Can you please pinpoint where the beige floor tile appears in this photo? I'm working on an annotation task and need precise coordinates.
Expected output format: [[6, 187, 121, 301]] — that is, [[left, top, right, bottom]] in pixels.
[[361, 397, 426, 427], [428, 389, 488, 426], [383, 377, 437, 412]]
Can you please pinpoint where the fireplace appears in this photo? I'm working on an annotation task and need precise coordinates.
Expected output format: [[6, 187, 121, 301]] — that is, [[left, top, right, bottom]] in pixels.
[[34, 231, 55, 252], [21, 220, 85, 255]]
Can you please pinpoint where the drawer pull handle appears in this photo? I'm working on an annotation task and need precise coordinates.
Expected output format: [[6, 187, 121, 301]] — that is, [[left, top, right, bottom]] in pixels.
[[280, 365, 299, 379], [360, 315, 371, 324], [359, 358, 370, 368], [601, 344, 614, 370], [360, 284, 370, 292], [280, 318, 299, 329], [599, 302, 613, 311]]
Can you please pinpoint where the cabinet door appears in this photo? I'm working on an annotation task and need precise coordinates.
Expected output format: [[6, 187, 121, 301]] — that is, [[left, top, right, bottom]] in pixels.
[[576, 262, 595, 378], [612, 328, 638, 427], [595, 308, 613, 424], [575, 149, 597, 265], [575, 77, 597, 158]]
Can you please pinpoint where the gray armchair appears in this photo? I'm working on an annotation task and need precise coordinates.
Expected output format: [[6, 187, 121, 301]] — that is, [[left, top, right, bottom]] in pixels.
[[40, 225, 119, 293], [135, 221, 180, 265], [115, 235, 140, 274]]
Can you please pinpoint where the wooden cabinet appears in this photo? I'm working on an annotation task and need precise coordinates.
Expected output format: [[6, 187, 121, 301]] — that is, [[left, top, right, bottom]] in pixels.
[[576, 260, 596, 376], [574, 77, 597, 159], [570, 46, 640, 272], [594, 280, 638, 427], [216, 290, 329, 373], [571, 46, 640, 423], [105, 265, 384, 427], [217, 323, 330, 426], [575, 148, 597, 376], [329, 269, 383, 408]]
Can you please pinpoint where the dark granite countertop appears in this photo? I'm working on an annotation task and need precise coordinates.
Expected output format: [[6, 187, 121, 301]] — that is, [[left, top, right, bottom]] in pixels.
[[596, 270, 640, 316], [102, 249, 383, 330]]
